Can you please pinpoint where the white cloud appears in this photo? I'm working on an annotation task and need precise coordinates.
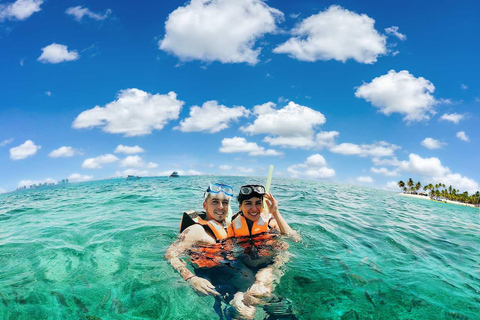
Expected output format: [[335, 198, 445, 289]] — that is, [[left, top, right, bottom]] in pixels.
[[82, 154, 119, 169], [65, 6, 111, 21], [120, 155, 158, 168], [45, 91, 51, 96], [421, 138, 446, 150], [357, 176, 374, 183], [114, 145, 145, 154], [330, 141, 399, 157], [316, 131, 339, 149], [431, 174, 479, 194], [288, 154, 335, 179], [0, 138, 13, 147], [236, 167, 254, 174], [372, 157, 401, 167], [456, 131, 469, 142], [370, 167, 399, 177], [0, 0, 43, 21], [440, 113, 464, 124], [385, 26, 406, 41], [461, 84, 468, 90], [355, 70, 437, 122], [159, 0, 283, 65], [220, 165, 232, 170], [68, 173, 94, 182], [49, 146, 82, 158], [175, 100, 249, 133], [398, 154, 450, 177], [384, 181, 400, 191], [18, 178, 55, 188], [273, 5, 386, 64], [0, 187, 7, 194], [10, 140, 41, 160], [37, 43, 79, 64], [241, 101, 326, 148], [219, 137, 282, 156], [72, 89, 184, 137]]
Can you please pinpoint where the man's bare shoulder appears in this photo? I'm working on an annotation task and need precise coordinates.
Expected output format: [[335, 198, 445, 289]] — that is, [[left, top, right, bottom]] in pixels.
[[181, 224, 214, 243]]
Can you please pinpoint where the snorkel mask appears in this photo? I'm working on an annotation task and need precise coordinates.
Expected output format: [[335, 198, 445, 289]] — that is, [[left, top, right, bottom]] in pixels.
[[237, 184, 266, 204], [204, 183, 234, 224]]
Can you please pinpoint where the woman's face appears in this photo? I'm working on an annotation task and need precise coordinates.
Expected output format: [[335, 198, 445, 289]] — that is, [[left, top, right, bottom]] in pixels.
[[239, 196, 263, 221]]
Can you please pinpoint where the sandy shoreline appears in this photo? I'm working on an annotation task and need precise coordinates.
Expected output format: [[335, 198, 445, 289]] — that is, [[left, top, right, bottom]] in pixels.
[[399, 193, 478, 208]]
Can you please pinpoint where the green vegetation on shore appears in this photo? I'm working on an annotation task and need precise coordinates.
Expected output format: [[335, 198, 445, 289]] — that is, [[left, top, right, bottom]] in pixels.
[[397, 178, 480, 206]]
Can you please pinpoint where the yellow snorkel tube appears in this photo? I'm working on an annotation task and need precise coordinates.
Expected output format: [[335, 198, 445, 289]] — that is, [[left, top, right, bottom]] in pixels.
[[262, 165, 274, 219]]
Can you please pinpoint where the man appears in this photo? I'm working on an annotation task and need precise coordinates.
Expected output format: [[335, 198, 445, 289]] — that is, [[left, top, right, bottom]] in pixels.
[[165, 183, 252, 298]]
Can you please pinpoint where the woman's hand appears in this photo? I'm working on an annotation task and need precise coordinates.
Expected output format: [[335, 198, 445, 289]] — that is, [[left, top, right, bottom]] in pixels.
[[264, 193, 279, 216]]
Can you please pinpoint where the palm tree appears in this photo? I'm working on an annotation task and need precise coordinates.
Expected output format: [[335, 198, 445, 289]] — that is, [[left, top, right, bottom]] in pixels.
[[415, 182, 422, 194], [398, 180, 405, 192], [407, 178, 414, 194]]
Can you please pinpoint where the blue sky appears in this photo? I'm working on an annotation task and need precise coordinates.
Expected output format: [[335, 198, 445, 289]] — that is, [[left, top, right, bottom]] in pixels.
[[1, 0, 479, 194]]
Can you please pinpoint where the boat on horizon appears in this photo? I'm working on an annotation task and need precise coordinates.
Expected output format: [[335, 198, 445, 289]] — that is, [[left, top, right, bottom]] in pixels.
[[125, 175, 141, 180], [169, 171, 179, 178]]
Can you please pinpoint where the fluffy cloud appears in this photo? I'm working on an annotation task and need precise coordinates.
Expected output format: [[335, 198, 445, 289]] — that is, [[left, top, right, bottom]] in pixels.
[[241, 101, 326, 148], [431, 174, 479, 194], [72, 89, 184, 137], [120, 155, 158, 168], [370, 167, 399, 177], [82, 154, 119, 169], [440, 113, 464, 124], [65, 6, 111, 21], [273, 5, 386, 64], [220, 165, 232, 170], [288, 154, 335, 179], [37, 43, 79, 64], [456, 131, 469, 142], [316, 131, 339, 148], [48, 146, 82, 158], [385, 26, 406, 41], [421, 138, 446, 150], [355, 70, 437, 122], [357, 176, 374, 183], [219, 137, 282, 156], [68, 173, 94, 182], [114, 145, 145, 154], [236, 167, 254, 174], [372, 157, 401, 167], [384, 181, 401, 191], [0, 138, 13, 147], [18, 178, 55, 188], [159, 0, 283, 65], [10, 140, 40, 160], [0, 0, 43, 21], [330, 141, 399, 158], [398, 154, 450, 177], [175, 101, 249, 133]]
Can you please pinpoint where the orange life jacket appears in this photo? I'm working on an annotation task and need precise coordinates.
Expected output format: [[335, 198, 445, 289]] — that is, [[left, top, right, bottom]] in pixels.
[[227, 212, 271, 238], [179, 210, 228, 241]]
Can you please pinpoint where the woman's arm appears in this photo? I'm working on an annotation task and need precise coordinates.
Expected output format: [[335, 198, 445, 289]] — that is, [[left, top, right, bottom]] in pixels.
[[264, 193, 300, 241]]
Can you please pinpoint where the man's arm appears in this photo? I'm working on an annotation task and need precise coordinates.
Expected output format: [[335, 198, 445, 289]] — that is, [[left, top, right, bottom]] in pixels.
[[164, 225, 220, 297]]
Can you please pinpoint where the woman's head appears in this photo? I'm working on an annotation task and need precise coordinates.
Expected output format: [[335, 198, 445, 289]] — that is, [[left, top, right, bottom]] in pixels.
[[237, 185, 266, 221]]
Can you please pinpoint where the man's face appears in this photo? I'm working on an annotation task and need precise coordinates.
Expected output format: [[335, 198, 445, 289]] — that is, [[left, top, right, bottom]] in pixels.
[[203, 193, 230, 222], [239, 196, 263, 222]]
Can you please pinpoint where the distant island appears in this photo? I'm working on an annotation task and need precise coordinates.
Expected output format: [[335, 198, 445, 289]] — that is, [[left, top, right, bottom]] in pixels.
[[397, 178, 480, 207]]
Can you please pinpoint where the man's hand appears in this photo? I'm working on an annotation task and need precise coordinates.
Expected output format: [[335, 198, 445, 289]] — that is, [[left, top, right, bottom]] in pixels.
[[187, 276, 220, 297]]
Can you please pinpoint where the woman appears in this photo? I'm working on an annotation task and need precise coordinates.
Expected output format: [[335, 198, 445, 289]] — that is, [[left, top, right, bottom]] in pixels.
[[226, 185, 298, 320]]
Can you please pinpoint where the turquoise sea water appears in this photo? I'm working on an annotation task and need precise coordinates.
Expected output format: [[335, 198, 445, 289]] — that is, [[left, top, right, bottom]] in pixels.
[[0, 176, 479, 320]]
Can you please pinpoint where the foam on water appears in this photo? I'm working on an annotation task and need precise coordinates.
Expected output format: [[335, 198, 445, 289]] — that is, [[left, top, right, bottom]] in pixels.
[[0, 176, 479, 319]]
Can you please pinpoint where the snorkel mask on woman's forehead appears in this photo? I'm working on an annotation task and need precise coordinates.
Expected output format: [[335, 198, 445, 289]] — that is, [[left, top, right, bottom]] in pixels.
[[237, 184, 266, 203]]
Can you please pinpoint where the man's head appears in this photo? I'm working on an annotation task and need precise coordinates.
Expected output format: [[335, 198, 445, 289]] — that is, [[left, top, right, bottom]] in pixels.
[[237, 185, 266, 222], [203, 183, 233, 223]]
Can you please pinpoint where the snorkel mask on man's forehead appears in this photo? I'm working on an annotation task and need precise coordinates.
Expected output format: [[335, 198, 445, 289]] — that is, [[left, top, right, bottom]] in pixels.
[[204, 183, 234, 224]]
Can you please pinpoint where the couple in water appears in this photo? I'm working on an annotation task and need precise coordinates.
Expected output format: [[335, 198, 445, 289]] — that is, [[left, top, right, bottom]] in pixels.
[[165, 183, 298, 320]]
